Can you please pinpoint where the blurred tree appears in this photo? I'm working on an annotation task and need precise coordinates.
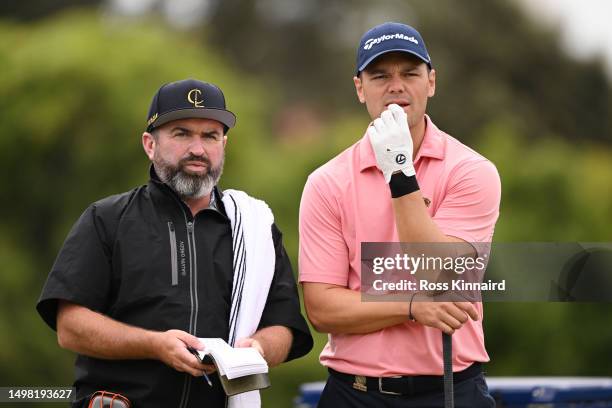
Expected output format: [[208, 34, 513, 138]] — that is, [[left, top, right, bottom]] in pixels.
[[4, 0, 612, 145], [0, 0, 102, 21], [1, 3, 612, 407], [205, 0, 612, 145]]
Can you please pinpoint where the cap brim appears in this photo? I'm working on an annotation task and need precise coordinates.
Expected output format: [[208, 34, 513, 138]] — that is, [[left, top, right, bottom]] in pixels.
[[150, 108, 236, 131], [358, 48, 431, 74]]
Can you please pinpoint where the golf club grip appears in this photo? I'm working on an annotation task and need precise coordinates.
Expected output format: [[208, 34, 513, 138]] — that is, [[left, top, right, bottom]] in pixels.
[[443, 332, 454, 408]]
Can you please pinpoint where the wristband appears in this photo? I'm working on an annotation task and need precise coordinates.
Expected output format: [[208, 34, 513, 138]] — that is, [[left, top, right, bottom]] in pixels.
[[389, 172, 419, 198], [408, 292, 418, 322]]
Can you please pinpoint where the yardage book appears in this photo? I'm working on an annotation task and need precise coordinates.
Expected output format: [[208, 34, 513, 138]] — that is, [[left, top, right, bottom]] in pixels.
[[196, 338, 270, 396]]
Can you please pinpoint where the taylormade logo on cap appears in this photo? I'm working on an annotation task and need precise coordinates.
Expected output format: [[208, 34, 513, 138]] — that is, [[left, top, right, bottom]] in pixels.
[[356, 22, 432, 74], [364, 33, 419, 50]]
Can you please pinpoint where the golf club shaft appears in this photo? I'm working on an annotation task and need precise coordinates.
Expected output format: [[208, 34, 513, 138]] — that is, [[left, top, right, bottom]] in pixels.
[[443, 332, 454, 408]]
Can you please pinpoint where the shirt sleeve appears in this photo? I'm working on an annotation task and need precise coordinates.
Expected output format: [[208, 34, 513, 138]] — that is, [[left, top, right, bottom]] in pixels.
[[257, 224, 314, 362], [36, 204, 114, 331], [298, 174, 350, 285], [433, 159, 501, 243]]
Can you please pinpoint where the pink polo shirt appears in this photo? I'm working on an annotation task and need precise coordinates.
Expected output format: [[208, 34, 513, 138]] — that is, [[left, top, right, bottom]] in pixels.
[[298, 115, 501, 376]]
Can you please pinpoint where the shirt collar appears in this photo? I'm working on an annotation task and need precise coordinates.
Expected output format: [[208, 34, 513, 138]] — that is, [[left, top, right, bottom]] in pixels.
[[359, 114, 446, 172], [208, 188, 219, 211]]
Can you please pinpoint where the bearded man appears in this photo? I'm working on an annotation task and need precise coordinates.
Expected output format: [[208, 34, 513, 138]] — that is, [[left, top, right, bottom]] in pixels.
[[37, 79, 313, 408]]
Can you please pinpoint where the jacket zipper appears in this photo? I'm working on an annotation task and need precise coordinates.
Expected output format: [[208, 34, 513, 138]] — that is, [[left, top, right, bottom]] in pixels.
[[167, 221, 178, 286], [179, 211, 199, 408], [188, 221, 200, 335]]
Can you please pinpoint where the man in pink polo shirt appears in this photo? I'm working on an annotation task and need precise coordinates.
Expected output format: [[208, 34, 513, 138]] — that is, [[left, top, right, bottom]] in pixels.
[[299, 22, 501, 407]]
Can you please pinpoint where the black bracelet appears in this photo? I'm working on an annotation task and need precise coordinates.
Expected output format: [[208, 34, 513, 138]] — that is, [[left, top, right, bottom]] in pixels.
[[389, 172, 419, 198], [408, 292, 419, 322]]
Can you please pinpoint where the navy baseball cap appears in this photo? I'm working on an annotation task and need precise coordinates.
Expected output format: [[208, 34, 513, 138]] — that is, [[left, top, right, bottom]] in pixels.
[[356, 22, 432, 75], [146, 78, 236, 133]]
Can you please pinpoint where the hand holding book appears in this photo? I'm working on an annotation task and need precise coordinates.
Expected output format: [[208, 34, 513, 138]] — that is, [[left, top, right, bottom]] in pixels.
[[188, 337, 271, 396], [234, 337, 265, 360]]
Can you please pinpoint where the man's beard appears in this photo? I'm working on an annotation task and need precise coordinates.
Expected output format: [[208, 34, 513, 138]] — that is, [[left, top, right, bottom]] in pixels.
[[153, 152, 224, 200]]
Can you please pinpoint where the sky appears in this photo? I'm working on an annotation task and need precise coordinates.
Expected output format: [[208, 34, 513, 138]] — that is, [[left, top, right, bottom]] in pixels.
[[516, 0, 612, 75]]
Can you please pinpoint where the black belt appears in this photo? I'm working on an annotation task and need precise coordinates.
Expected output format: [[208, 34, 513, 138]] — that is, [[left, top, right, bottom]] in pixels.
[[328, 363, 482, 396]]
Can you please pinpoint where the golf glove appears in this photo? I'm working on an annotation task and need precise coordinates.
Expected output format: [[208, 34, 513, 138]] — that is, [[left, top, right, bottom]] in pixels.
[[368, 104, 415, 183]]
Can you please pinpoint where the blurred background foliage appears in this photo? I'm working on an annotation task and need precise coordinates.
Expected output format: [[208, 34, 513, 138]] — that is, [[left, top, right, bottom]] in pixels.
[[0, 0, 611, 406]]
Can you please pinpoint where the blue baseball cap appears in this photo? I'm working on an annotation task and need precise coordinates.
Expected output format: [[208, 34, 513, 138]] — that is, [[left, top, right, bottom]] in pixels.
[[356, 22, 432, 75]]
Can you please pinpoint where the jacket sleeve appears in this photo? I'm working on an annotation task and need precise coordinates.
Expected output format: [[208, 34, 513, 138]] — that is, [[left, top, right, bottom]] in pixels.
[[36, 204, 114, 331]]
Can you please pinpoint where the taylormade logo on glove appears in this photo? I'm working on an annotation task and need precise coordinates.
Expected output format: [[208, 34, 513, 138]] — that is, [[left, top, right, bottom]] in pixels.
[[368, 104, 415, 183]]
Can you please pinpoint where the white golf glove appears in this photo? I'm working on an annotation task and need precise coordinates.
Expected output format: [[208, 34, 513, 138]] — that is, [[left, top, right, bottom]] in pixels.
[[368, 104, 415, 183]]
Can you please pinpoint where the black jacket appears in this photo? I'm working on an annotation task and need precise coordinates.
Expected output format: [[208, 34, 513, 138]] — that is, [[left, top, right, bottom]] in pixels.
[[37, 169, 313, 407]]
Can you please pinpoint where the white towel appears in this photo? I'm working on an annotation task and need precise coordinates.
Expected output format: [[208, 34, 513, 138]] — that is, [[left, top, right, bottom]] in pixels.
[[221, 189, 276, 408]]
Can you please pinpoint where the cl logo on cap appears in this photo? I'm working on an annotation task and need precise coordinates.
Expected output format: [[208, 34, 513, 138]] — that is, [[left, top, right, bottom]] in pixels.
[[187, 89, 204, 107]]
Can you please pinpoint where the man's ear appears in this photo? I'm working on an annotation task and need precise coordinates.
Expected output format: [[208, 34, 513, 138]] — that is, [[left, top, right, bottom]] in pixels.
[[142, 132, 156, 160], [427, 68, 436, 97], [353, 75, 366, 104]]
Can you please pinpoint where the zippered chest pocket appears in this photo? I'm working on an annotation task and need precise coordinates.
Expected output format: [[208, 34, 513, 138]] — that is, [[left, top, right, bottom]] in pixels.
[[168, 221, 179, 286], [111, 218, 188, 314]]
